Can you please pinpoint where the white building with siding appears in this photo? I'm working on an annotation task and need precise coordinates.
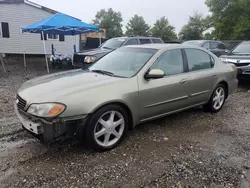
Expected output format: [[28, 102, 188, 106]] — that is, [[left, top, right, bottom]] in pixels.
[[0, 0, 79, 55]]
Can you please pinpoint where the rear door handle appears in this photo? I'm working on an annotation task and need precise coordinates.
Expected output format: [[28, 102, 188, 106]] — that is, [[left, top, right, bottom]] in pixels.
[[213, 74, 218, 77], [179, 79, 188, 84]]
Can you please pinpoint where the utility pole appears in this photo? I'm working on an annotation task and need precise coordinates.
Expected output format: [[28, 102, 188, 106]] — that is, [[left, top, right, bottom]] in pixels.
[[0, 54, 6, 73]]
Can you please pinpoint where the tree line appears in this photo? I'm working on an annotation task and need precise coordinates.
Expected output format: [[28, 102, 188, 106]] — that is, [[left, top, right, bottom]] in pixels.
[[92, 0, 250, 41]]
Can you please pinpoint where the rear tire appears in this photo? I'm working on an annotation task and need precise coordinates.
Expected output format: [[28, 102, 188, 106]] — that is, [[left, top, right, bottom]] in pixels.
[[84, 105, 128, 152], [203, 84, 226, 113]]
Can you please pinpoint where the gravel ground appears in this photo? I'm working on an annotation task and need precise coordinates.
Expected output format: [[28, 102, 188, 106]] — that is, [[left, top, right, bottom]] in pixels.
[[1, 61, 250, 188]]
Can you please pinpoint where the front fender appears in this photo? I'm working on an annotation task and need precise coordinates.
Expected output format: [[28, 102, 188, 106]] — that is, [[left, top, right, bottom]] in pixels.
[[58, 77, 139, 125]]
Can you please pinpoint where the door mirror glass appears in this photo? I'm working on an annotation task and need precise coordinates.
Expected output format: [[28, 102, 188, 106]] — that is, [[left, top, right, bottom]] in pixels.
[[145, 69, 164, 79]]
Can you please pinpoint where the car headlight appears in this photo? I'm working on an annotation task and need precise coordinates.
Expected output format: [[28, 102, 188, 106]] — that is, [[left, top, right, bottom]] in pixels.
[[219, 58, 228, 63], [84, 56, 97, 63], [27, 103, 66, 118]]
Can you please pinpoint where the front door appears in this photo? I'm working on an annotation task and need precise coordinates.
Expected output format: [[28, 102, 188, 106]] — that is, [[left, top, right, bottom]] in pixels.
[[138, 49, 189, 122], [209, 41, 227, 57], [184, 48, 218, 105]]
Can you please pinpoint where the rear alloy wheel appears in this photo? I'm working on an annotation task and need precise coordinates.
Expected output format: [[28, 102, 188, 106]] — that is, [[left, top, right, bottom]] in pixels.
[[203, 84, 226, 113], [84, 105, 128, 152], [212, 87, 225, 110]]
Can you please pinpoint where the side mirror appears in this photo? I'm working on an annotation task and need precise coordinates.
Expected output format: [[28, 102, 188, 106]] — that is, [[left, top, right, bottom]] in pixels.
[[145, 69, 164, 79]]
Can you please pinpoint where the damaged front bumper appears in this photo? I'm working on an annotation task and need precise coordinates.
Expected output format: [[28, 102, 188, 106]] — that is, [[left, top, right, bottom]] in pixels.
[[14, 104, 88, 144]]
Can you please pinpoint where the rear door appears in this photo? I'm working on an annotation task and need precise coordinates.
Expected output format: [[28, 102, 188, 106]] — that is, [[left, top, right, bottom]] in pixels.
[[183, 48, 217, 105]]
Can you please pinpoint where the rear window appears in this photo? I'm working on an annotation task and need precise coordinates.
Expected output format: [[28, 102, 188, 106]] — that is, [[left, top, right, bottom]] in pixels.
[[151, 38, 163, 43]]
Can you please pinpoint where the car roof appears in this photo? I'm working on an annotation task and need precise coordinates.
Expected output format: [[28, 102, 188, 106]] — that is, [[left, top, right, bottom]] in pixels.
[[123, 43, 216, 51], [184, 40, 223, 43], [124, 43, 183, 50], [240, 40, 250, 43], [113, 36, 162, 40]]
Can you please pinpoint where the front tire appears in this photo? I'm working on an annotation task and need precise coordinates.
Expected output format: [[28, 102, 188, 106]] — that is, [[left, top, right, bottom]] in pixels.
[[203, 84, 226, 113], [84, 105, 128, 152]]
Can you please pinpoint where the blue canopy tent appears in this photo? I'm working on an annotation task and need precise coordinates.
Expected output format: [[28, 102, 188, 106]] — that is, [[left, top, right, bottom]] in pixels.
[[22, 13, 100, 73]]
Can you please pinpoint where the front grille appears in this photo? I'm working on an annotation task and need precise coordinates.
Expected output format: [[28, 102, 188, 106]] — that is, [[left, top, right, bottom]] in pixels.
[[73, 54, 86, 63], [17, 95, 27, 110], [231, 63, 250, 67]]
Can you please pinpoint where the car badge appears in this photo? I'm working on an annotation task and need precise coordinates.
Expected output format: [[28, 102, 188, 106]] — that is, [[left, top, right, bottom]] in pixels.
[[16, 99, 19, 104], [237, 60, 240, 63]]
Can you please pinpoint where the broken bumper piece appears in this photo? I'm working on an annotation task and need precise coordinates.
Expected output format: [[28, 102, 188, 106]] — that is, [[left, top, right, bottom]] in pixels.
[[14, 104, 87, 144]]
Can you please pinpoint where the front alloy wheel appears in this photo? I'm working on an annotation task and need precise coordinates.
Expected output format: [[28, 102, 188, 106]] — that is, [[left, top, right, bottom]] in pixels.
[[94, 111, 125, 147], [84, 105, 128, 152]]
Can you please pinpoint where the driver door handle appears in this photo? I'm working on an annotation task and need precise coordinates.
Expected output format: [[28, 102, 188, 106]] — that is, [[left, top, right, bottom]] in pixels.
[[179, 79, 188, 84]]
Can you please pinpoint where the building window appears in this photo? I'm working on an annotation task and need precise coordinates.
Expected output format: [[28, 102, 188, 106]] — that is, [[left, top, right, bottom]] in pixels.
[[1, 22, 10, 38], [47, 34, 58, 40], [59, 35, 65, 42]]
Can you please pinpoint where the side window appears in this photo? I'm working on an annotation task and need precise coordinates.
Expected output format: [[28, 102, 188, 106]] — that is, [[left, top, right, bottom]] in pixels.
[[139, 38, 151, 44], [151, 49, 184, 76], [218, 43, 226, 49], [203, 42, 210, 49], [152, 38, 163, 43], [210, 42, 218, 49], [185, 49, 214, 71], [124, 39, 138, 46]]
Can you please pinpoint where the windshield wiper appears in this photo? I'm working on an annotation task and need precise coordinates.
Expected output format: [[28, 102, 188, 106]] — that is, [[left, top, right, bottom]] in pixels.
[[102, 46, 114, 50], [82, 67, 90, 71], [91, 69, 115, 77]]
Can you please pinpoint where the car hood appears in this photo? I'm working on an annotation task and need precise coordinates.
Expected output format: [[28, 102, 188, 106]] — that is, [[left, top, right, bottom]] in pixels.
[[220, 54, 250, 60], [76, 48, 112, 56], [18, 69, 124, 103]]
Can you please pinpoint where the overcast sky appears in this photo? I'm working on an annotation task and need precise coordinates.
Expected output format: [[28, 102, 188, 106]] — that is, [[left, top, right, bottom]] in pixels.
[[31, 0, 209, 33]]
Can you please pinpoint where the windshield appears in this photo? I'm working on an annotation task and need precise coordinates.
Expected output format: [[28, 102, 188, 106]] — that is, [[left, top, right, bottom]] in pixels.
[[100, 38, 126, 50], [232, 42, 250, 54], [183, 41, 203, 46], [89, 47, 157, 78]]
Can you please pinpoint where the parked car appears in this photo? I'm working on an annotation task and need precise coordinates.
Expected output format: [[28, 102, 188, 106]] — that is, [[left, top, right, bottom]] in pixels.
[[15, 44, 238, 151], [182, 40, 229, 57], [72, 36, 164, 68], [219, 41, 250, 79]]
